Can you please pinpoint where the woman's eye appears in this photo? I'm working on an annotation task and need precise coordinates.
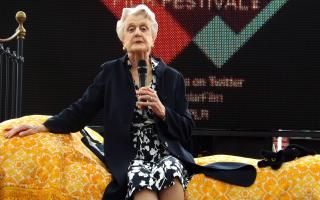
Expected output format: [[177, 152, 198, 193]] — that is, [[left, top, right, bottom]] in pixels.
[[140, 26, 148, 32], [128, 27, 135, 32]]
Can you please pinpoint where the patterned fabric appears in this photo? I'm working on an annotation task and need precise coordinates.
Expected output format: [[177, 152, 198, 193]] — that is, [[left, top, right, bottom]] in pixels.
[[0, 115, 111, 200], [1, 115, 320, 200], [130, 58, 170, 163], [126, 58, 189, 198], [127, 156, 189, 198], [187, 155, 320, 200]]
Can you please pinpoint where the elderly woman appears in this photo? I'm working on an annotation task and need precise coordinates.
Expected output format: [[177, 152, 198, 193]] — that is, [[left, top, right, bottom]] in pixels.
[[5, 4, 194, 200], [5, 4, 257, 200]]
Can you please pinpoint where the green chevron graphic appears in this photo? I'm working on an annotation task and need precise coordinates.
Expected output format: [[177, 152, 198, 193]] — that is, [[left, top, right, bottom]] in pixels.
[[194, 0, 289, 68]]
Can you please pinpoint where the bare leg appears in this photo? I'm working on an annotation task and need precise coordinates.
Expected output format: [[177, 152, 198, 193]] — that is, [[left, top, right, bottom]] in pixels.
[[159, 178, 184, 200], [133, 189, 158, 200]]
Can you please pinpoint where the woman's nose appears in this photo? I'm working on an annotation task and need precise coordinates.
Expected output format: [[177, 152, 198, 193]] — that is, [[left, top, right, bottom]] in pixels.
[[134, 28, 142, 35]]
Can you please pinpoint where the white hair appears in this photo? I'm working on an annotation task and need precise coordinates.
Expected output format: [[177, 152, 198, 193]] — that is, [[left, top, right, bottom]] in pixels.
[[116, 4, 158, 42]]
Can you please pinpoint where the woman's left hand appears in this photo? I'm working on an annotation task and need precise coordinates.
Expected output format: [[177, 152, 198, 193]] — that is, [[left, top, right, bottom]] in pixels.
[[136, 87, 166, 119]]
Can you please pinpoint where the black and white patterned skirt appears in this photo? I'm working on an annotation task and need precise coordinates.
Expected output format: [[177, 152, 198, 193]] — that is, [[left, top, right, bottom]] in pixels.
[[126, 155, 189, 199]]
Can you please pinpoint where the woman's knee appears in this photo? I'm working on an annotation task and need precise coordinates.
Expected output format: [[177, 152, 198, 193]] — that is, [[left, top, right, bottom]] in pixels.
[[159, 178, 184, 200], [133, 188, 158, 200]]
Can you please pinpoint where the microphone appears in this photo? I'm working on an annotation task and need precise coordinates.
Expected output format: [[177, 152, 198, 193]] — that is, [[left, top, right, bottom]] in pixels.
[[138, 60, 147, 88], [137, 60, 148, 117]]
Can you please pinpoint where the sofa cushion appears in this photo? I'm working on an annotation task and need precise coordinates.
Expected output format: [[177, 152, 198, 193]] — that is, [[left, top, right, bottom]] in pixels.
[[1, 115, 320, 199]]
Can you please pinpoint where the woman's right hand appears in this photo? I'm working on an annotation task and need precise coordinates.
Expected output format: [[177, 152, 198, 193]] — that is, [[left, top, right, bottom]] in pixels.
[[4, 124, 48, 139]]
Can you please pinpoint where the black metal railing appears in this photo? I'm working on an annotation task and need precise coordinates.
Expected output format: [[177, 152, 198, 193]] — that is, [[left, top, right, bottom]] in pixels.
[[0, 11, 26, 122]]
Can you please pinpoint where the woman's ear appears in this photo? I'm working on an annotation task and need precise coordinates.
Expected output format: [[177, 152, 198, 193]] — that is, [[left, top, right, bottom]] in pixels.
[[122, 41, 127, 51]]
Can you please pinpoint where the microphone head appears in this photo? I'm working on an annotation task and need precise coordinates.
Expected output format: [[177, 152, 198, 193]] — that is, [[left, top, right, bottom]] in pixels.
[[138, 60, 147, 74]]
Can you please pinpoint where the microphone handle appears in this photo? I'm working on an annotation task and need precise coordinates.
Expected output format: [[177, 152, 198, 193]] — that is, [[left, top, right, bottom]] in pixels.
[[139, 73, 146, 88], [137, 60, 148, 118], [140, 76, 147, 118]]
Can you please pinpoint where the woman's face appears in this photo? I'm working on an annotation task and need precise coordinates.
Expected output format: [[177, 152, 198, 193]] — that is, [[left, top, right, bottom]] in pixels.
[[122, 14, 154, 54]]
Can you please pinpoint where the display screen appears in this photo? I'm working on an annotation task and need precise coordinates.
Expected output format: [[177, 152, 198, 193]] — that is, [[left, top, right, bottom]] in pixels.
[[1, 0, 319, 131]]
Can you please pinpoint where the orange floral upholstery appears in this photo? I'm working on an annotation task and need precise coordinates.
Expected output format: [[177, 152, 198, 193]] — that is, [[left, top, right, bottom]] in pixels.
[[1, 115, 320, 199], [188, 155, 320, 199], [0, 115, 111, 200]]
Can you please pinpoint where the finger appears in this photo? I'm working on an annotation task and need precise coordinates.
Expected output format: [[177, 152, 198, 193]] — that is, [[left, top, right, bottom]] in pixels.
[[136, 89, 147, 95], [138, 86, 151, 91], [144, 87, 156, 93], [4, 127, 13, 131], [4, 127, 20, 138], [138, 95, 158, 102], [4, 130, 19, 139], [138, 101, 156, 107], [18, 129, 36, 137], [138, 95, 148, 101], [5, 125, 31, 138], [139, 87, 154, 92], [137, 90, 158, 98], [137, 87, 155, 95]]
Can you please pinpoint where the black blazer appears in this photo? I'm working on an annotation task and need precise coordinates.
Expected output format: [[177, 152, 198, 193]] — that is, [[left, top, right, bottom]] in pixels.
[[44, 55, 256, 199]]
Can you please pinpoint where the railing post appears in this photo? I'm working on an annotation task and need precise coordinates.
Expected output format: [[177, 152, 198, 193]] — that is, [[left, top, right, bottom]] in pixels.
[[16, 11, 26, 118], [5, 49, 10, 120], [0, 11, 26, 122]]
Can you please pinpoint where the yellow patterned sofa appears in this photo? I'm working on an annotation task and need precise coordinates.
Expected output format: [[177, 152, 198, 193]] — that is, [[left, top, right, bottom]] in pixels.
[[1, 115, 320, 199]]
